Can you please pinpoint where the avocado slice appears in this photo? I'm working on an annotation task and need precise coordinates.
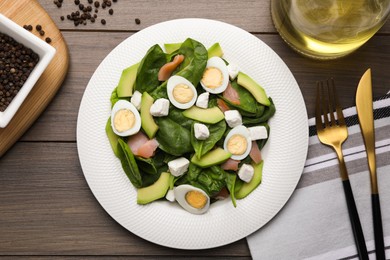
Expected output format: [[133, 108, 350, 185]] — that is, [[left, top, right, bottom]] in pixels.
[[191, 148, 231, 168], [207, 42, 224, 58], [237, 72, 270, 106], [105, 117, 120, 157], [117, 62, 140, 98], [183, 106, 224, 124], [164, 42, 182, 54], [137, 172, 171, 204], [235, 161, 263, 199], [140, 92, 159, 138]]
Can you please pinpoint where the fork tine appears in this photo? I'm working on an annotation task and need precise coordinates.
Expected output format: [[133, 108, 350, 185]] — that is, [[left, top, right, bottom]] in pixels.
[[327, 79, 336, 126], [320, 81, 330, 127], [315, 82, 323, 131], [331, 78, 346, 126]]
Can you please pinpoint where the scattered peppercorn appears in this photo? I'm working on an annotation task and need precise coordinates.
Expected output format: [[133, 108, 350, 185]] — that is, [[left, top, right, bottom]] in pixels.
[[94, 1, 100, 8], [75, 0, 80, 5], [39, 30, 45, 36], [101, 19, 106, 25], [45, 37, 52, 43], [135, 18, 141, 25], [36, 25, 42, 31], [0, 32, 40, 112], [60, 16, 65, 21], [27, 25, 33, 31], [109, 8, 113, 15]]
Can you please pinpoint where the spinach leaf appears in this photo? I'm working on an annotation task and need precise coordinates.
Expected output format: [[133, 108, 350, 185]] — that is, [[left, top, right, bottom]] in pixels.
[[173, 38, 208, 85], [155, 117, 193, 156], [135, 150, 167, 175], [242, 98, 275, 125], [117, 139, 142, 188], [257, 123, 270, 150], [177, 163, 226, 196], [168, 106, 194, 130], [110, 87, 119, 107], [225, 172, 237, 207], [220, 81, 265, 117], [257, 97, 275, 122], [191, 120, 226, 159], [151, 38, 208, 99], [135, 44, 167, 94]]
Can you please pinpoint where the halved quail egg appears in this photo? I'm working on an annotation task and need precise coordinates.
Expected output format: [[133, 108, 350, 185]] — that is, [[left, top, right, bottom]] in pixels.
[[167, 75, 197, 109], [111, 100, 141, 137], [174, 184, 210, 214], [223, 125, 252, 160], [200, 56, 229, 94]]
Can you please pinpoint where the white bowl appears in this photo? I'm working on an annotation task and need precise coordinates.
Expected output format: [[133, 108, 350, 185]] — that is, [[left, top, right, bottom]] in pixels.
[[0, 14, 56, 128]]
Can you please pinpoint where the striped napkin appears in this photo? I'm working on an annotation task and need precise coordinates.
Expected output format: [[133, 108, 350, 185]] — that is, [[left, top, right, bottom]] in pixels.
[[247, 93, 390, 259]]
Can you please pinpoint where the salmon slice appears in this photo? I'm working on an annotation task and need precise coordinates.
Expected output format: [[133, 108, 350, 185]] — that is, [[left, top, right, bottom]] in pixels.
[[127, 131, 149, 155], [127, 131, 159, 158], [217, 98, 230, 112], [214, 187, 229, 200], [222, 82, 240, 105], [158, 54, 185, 81], [221, 158, 240, 171], [249, 141, 262, 164], [137, 138, 159, 158]]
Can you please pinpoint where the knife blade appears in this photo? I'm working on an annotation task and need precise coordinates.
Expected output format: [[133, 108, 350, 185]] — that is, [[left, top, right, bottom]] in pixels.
[[355, 68, 385, 260]]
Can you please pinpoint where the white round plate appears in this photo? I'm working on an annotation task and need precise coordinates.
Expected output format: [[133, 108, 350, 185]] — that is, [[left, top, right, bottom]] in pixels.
[[77, 18, 308, 249]]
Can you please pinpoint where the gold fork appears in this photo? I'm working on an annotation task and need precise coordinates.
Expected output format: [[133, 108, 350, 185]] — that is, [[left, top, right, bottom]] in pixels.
[[315, 79, 368, 260]]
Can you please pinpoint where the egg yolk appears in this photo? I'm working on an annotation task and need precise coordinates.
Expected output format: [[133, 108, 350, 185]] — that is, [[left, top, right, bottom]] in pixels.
[[173, 83, 194, 104], [227, 134, 247, 155], [185, 190, 207, 209], [201, 67, 223, 89], [114, 109, 135, 132]]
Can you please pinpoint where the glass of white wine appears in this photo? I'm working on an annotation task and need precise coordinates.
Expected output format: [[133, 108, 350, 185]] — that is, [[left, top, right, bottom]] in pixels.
[[271, 0, 390, 59]]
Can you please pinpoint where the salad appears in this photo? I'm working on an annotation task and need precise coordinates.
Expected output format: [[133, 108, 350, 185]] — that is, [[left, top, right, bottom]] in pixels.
[[106, 38, 275, 214]]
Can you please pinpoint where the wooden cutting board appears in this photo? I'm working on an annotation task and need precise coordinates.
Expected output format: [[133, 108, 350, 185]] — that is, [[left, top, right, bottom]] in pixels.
[[0, 0, 69, 157]]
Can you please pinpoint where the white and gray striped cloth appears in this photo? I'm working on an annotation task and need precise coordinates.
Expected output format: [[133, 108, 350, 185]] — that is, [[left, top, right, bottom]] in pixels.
[[248, 93, 390, 260]]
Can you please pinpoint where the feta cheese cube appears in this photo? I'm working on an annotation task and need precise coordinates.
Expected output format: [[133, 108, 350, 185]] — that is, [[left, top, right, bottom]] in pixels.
[[238, 164, 254, 183], [150, 98, 169, 117], [194, 123, 210, 140], [227, 63, 240, 80], [224, 110, 242, 128], [168, 157, 190, 177], [196, 92, 209, 109], [130, 90, 142, 110], [248, 126, 268, 140], [165, 189, 175, 202]]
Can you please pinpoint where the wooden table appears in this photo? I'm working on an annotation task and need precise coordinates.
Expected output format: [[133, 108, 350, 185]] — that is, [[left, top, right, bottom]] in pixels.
[[1, 0, 389, 258]]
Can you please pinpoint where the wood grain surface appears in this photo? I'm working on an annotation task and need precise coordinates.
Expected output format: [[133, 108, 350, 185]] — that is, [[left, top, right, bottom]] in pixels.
[[0, 0, 69, 157], [1, 0, 390, 258]]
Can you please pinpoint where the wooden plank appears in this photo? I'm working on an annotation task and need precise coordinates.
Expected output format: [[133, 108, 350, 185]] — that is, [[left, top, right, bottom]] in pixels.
[[0, 0, 69, 157], [0, 142, 250, 256], [36, 0, 390, 33], [20, 32, 390, 143], [38, 0, 274, 33]]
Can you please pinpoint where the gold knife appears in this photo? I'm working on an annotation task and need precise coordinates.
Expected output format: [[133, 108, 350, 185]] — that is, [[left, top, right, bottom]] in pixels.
[[355, 68, 385, 260]]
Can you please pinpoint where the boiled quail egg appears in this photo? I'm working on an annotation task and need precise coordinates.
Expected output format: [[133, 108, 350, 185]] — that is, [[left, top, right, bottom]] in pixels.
[[200, 56, 229, 94], [174, 184, 210, 214], [223, 125, 252, 160], [111, 100, 141, 137], [167, 75, 197, 109]]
